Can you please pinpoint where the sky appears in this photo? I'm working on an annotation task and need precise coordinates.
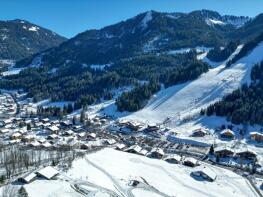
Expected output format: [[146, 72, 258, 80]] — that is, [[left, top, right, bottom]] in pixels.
[[0, 0, 263, 38]]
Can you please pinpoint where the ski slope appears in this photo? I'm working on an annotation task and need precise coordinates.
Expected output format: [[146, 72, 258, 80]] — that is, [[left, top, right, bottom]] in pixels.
[[121, 42, 263, 124]]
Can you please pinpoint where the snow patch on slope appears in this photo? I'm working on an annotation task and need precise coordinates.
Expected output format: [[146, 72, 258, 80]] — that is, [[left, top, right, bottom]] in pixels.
[[206, 19, 225, 26], [28, 26, 39, 32], [141, 11, 153, 29]]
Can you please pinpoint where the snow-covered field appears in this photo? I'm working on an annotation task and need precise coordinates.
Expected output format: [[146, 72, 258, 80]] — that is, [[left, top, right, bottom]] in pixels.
[[23, 148, 259, 197]]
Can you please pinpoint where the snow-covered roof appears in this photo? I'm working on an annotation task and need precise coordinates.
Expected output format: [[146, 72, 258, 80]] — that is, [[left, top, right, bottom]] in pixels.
[[77, 132, 86, 138], [41, 142, 52, 148], [20, 172, 37, 183], [220, 129, 234, 135], [184, 157, 198, 164], [48, 125, 59, 132], [214, 146, 233, 153], [37, 166, 59, 180], [12, 132, 22, 137], [115, 143, 126, 150], [151, 147, 164, 155], [140, 149, 148, 156], [48, 134, 58, 139], [87, 133, 96, 138], [164, 154, 182, 161], [194, 165, 217, 181], [236, 149, 257, 156], [30, 141, 40, 147], [104, 139, 116, 145], [250, 132, 263, 136], [65, 130, 74, 135], [126, 145, 142, 153]]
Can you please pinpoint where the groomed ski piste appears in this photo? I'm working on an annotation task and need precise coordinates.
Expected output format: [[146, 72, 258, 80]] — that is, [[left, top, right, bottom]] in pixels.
[[89, 41, 263, 129], [125, 42, 263, 124], [23, 148, 259, 197]]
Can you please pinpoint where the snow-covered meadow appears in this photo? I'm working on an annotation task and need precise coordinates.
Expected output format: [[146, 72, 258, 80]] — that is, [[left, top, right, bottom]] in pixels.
[[23, 148, 258, 197]]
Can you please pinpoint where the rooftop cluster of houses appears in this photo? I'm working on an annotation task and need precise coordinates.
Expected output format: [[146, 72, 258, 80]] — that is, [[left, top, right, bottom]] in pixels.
[[0, 93, 16, 119], [115, 143, 217, 182], [0, 115, 117, 150], [109, 119, 177, 138]]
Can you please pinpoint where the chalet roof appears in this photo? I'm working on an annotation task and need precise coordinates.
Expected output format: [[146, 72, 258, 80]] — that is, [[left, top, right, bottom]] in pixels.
[[250, 132, 263, 136], [20, 172, 37, 183], [194, 165, 217, 181], [24, 135, 35, 140], [148, 123, 158, 128], [214, 147, 234, 153], [87, 133, 96, 138], [77, 132, 86, 138], [164, 154, 182, 161], [38, 138, 46, 143], [42, 118, 49, 122], [139, 149, 148, 156], [0, 128, 9, 133], [65, 130, 74, 135], [183, 157, 198, 164], [193, 128, 208, 134], [104, 139, 116, 145], [151, 147, 164, 155], [48, 125, 59, 132], [29, 141, 40, 147], [48, 134, 58, 139], [236, 149, 257, 156], [115, 143, 126, 150], [126, 145, 142, 153], [37, 166, 59, 180], [12, 132, 22, 137], [220, 129, 234, 135], [41, 142, 52, 148]]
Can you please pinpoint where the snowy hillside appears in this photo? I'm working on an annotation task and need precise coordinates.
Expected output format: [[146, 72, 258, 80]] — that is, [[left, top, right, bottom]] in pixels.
[[94, 41, 263, 126], [122, 42, 263, 124], [24, 148, 259, 197]]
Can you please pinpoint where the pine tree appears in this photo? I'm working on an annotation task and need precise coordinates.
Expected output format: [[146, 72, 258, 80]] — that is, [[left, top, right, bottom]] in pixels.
[[18, 186, 28, 197]]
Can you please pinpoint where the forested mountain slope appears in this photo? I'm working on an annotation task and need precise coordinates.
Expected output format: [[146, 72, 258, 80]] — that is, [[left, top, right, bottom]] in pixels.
[[0, 19, 66, 60]]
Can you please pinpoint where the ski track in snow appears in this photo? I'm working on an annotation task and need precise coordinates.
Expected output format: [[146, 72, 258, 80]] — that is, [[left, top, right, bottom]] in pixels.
[[121, 42, 263, 124]]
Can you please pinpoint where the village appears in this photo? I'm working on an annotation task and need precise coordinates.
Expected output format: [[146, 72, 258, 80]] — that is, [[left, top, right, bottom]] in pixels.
[[0, 90, 262, 196]]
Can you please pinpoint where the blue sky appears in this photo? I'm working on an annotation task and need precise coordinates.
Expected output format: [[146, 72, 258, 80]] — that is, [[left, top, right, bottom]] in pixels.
[[0, 0, 262, 38]]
